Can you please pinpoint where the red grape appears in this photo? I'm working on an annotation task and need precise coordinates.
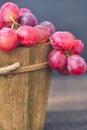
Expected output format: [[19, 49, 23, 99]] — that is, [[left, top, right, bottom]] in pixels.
[[58, 65, 70, 75], [51, 31, 75, 51], [67, 55, 87, 75], [0, 28, 17, 52], [1, 2, 19, 23], [40, 21, 55, 37], [48, 49, 67, 70], [16, 26, 38, 47], [34, 25, 48, 43], [0, 15, 6, 28], [19, 8, 32, 16], [18, 13, 38, 27], [71, 39, 84, 54]]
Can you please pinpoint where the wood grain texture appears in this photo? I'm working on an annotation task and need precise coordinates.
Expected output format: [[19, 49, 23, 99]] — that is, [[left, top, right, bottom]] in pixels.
[[0, 43, 52, 130]]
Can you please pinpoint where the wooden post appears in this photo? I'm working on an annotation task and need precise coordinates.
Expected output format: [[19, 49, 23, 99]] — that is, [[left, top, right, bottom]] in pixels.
[[0, 43, 52, 130]]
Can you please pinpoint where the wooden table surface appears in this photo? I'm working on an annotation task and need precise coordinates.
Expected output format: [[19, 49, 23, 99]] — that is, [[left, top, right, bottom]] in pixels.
[[44, 75, 87, 130], [44, 110, 87, 130]]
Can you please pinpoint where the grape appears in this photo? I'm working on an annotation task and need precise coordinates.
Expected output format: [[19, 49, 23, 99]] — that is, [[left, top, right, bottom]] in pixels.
[[34, 25, 48, 43], [18, 13, 38, 27], [1, 2, 19, 23], [0, 28, 17, 52], [16, 26, 38, 47], [51, 31, 75, 51], [19, 8, 32, 16], [0, 15, 6, 28], [40, 21, 55, 37], [71, 39, 84, 54], [58, 65, 70, 75], [48, 49, 67, 70], [67, 55, 87, 75]]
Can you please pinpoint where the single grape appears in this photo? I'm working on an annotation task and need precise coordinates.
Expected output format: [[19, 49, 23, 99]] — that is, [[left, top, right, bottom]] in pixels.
[[0, 28, 17, 52], [0, 15, 6, 28], [18, 13, 38, 27], [71, 39, 84, 54], [67, 55, 87, 75], [16, 26, 38, 47], [51, 31, 75, 51], [48, 49, 67, 70], [1, 2, 19, 23], [19, 8, 32, 16], [40, 21, 55, 37], [58, 64, 70, 75], [34, 25, 48, 43]]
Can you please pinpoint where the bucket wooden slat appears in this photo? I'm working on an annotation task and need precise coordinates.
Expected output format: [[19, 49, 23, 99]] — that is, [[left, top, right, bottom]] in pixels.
[[0, 43, 52, 130]]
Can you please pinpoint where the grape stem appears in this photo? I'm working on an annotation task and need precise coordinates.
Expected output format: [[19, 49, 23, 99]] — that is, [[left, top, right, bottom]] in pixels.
[[9, 16, 21, 30], [64, 50, 72, 57]]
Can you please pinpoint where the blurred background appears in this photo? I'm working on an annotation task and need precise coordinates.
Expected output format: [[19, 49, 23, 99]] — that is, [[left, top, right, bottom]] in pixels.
[[0, 0, 87, 129]]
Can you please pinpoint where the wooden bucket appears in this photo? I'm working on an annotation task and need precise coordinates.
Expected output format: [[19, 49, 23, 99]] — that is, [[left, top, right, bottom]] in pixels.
[[0, 43, 52, 130]]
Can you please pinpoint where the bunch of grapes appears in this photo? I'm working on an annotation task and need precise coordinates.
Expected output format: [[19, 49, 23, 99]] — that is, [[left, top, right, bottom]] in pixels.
[[0, 2, 55, 52], [0, 2, 86, 76], [48, 31, 87, 75]]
